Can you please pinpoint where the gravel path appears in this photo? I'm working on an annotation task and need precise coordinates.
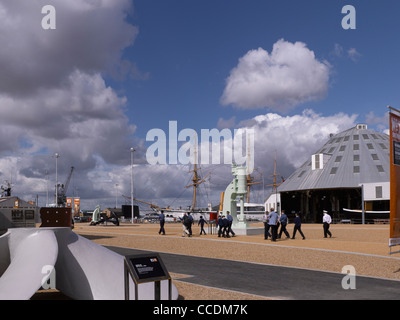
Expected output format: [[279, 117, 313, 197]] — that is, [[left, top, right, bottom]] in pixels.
[[70, 222, 400, 300]]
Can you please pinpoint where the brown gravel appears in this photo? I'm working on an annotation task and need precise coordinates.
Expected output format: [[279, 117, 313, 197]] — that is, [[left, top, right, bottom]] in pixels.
[[71, 222, 400, 300]]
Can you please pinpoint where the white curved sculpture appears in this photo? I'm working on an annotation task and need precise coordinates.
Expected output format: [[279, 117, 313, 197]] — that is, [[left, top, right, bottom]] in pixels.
[[0, 229, 58, 300], [0, 228, 178, 300]]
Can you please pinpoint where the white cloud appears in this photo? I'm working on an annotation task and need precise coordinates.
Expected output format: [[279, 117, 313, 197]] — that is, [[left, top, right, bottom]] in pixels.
[[0, 0, 138, 96], [120, 110, 358, 209], [347, 48, 361, 62], [249, 109, 358, 171], [331, 44, 361, 62], [0, 0, 140, 207], [220, 39, 331, 112]]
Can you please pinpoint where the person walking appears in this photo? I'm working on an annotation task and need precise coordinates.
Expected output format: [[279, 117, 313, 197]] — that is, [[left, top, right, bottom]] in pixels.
[[187, 212, 193, 236], [181, 213, 190, 237], [268, 208, 279, 242], [226, 211, 236, 237], [263, 210, 272, 240], [291, 212, 305, 240], [198, 215, 208, 235], [217, 215, 224, 237], [278, 209, 290, 239], [322, 210, 332, 238], [158, 210, 166, 235]]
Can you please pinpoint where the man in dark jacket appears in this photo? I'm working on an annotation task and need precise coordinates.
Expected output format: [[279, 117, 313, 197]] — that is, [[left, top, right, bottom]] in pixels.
[[198, 216, 207, 235], [291, 213, 305, 240], [278, 210, 290, 239], [218, 215, 229, 238]]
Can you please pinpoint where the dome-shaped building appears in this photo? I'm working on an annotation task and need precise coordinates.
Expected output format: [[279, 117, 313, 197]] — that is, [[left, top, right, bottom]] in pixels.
[[278, 124, 390, 223]]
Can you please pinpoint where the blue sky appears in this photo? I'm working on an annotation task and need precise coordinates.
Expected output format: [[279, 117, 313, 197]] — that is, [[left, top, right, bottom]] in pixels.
[[0, 0, 399, 209], [112, 0, 400, 138]]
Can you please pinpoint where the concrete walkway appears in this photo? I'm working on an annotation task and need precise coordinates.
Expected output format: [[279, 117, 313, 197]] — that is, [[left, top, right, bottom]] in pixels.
[[107, 246, 400, 300]]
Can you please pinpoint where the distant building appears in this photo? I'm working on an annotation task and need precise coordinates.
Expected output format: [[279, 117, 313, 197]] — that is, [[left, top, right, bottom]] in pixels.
[[0, 196, 39, 230], [277, 124, 390, 223]]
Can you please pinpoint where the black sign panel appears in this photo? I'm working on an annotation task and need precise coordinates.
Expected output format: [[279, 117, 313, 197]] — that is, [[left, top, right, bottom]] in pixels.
[[394, 141, 400, 166], [124, 253, 170, 284]]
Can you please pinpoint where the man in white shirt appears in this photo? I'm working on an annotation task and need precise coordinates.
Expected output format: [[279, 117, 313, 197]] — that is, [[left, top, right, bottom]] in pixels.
[[322, 210, 332, 238]]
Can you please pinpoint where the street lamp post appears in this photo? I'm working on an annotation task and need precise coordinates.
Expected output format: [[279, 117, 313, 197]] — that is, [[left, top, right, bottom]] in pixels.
[[115, 183, 119, 209], [130, 148, 136, 224], [54, 153, 60, 207]]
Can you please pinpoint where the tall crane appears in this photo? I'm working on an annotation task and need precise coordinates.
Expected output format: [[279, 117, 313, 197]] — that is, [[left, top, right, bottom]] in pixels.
[[57, 166, 74, 207]]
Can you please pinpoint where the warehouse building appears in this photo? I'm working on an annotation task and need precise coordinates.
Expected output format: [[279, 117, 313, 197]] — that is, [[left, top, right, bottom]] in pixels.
[[278, 124, 390, 223]]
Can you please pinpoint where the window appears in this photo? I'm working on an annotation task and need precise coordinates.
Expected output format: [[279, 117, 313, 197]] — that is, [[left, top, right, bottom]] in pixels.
[[25, 210, 35, 220], [353, 154, 360, 161], [335, 156, 342, 162], [353, 144, 359, 151], [367, 143, 374, 150], [354, 166, 360, 173], [376, 186, 383, 199], [377, 165, 384, 173], [312, 154, 323, 170], [339, 146, 346, 152], [353, 135, 359, 140], [12, 210, 23, 221], [330, 167, 338, 174], [362, 134, 369, 140], [371, 154, 379, 160]]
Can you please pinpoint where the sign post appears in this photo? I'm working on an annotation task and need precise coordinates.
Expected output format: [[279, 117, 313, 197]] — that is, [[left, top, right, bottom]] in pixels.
[[124, 253, 172, 300], [389, 106, 400, 253]]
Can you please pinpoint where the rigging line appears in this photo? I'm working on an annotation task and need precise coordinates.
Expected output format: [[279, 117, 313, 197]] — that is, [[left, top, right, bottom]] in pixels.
[[168, 170, 193, 208]]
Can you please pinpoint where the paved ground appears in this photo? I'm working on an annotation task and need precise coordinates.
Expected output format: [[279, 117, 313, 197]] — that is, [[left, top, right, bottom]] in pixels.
[[108, 246, 400, 300], [68, 222, 400, 300]]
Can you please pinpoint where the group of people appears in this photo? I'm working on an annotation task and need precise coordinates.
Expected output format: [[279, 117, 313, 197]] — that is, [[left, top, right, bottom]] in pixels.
[[264, 208, 305, 241], [158, 208, 334, 240], [180, 212, 209, 237], [158, 210, 207, 237], [264, 208, 333, 241], [217, 211, 235, 238]]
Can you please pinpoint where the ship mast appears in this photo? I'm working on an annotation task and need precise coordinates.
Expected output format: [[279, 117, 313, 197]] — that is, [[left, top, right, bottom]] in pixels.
[[185, 141, 212, 211], [265, 151, 281, 190], [245, 134, 263, 203]]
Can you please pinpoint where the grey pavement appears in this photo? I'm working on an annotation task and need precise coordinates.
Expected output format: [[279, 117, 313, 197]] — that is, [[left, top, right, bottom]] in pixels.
[[107, 246, 400, 300]]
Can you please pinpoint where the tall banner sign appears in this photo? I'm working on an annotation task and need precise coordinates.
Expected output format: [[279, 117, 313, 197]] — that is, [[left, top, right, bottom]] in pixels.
[[389, 108, 400, 251]]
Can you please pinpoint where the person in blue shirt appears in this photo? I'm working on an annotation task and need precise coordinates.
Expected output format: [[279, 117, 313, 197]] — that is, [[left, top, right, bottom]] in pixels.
[[226, 211, 236, 237], [268, 208, 279, 242], [158, 210, 165, 235], [291, 212, 305, 240], [278, 210, 290, 239]]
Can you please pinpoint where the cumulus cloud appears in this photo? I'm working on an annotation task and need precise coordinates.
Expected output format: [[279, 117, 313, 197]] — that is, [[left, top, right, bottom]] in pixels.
[[129, 110, 358, 208], [0, 0, 138, 95], [0, 0, 140, 206], [220, 39, 331, 112]]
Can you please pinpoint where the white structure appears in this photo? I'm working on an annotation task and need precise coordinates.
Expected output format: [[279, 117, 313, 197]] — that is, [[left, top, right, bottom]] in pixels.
[[278, 124, 390, 222], [0, 228, 178, 300], [264, 192, 281, 213]]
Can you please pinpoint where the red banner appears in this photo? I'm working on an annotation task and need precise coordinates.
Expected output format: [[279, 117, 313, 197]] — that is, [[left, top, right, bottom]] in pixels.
[[389, 109, 400, 249]]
